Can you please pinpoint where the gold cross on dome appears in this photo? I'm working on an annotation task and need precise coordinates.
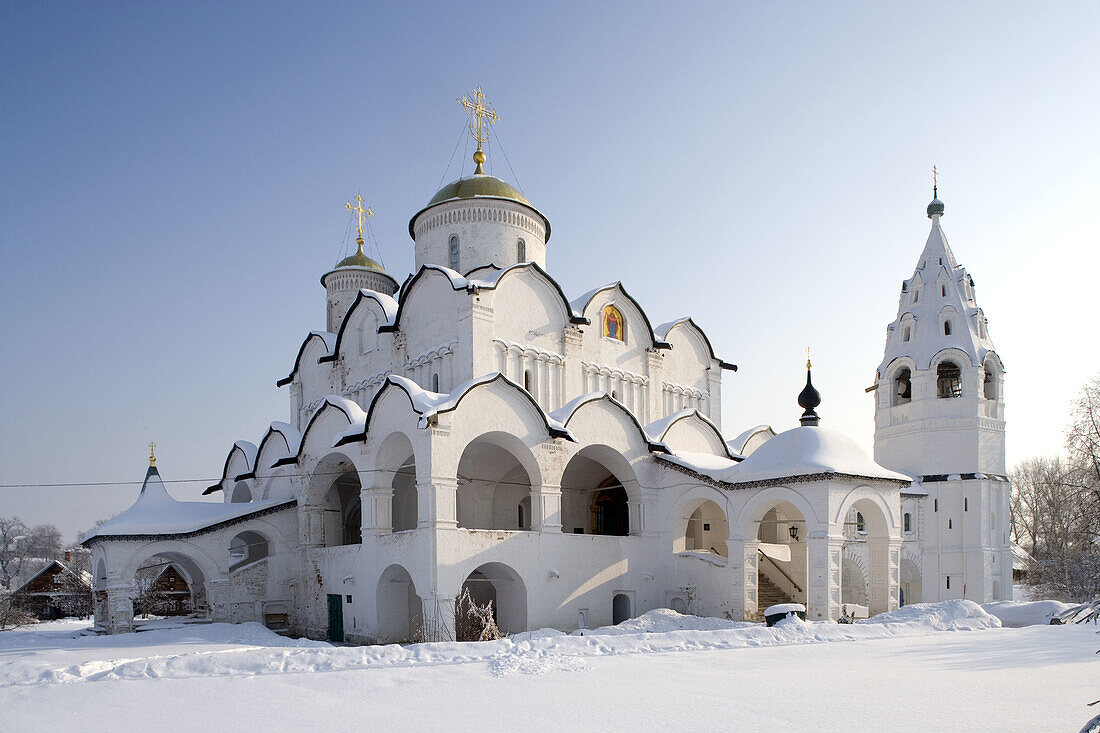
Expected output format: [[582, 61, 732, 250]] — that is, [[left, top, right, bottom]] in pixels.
[[458, 86, 500, 151], [806, 347, 812, 370], [148, 441, 157, 467], [345, 194, 373, 238]]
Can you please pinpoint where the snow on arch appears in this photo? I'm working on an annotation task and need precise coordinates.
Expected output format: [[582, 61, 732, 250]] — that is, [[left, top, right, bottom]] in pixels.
[[292, 395, 366, 465], [325, 289, 398, 362], [338, 373, 573, 449], [552, 392, 666, 454], [276, 331, 336, 387], [645, 410, 733, 458], [728, 424, 775, 457], [655, 317, 736, 371], [381, 264, 474, 334], [570, 282, 669, 350]]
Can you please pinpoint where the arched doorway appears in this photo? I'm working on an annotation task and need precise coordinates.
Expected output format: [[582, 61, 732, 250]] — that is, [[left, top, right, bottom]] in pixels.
[[901, 557, 922, 605], [752, 501, 808, 609], [612, 593, 632, 624], [842, 498, 894, 614], [561, 446, 636, 536], [456, 433, 535, 531], [841, 554, 869, 607], [674, 498, 728, 557], [376, 564, 422, 643], [456, 562, 527, 640]]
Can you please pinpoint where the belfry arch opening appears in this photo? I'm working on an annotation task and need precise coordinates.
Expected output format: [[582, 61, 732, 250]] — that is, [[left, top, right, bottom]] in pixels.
[[937, 361, 962, 398], [456, 562, 527, 640], [456, 433, 535, 531], [674, 499, 728, 557], [561, 446, 636, 536], [893, 367, 912, 406], [983, 359, 999, 400]]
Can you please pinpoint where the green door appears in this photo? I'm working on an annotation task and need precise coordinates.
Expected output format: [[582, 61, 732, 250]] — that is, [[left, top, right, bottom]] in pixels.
[[327, 594, 344, 642]]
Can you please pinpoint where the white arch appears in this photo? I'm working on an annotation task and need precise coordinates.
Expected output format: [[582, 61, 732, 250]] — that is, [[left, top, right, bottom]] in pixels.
[[732, 485, 821, 541]]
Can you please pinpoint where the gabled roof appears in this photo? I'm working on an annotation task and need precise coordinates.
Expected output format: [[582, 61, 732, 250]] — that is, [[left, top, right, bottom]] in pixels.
[[11, 560, 91, 594]]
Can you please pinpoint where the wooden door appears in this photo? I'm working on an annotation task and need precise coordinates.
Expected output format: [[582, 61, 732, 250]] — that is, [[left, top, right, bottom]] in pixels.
[[327, 594, 343, 642]]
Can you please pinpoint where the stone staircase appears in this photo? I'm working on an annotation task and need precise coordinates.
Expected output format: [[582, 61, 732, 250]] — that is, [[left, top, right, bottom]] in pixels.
[[757, 572, 793, 612]]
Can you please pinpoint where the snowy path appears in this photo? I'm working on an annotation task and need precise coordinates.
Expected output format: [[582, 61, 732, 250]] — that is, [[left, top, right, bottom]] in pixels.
[[1, 612, 1097, 732]]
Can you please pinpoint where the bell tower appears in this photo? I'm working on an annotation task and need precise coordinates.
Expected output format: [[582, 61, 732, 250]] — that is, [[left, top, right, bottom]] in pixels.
[[872, 187, 1012, 603]]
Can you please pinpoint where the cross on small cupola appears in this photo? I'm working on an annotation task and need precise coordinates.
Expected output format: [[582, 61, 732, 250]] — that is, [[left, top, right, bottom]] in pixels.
[[458, 86, 500, 175], [148, 441, 157, 467], [798, 348, 821, 427], [927, 164, 945, 219]]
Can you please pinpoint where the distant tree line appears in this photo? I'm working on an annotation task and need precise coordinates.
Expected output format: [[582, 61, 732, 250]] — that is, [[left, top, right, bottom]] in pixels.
[[1011, 375, 1100, 602]]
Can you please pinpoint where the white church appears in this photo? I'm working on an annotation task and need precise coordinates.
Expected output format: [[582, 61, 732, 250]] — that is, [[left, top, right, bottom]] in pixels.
[[84, 94, 1013, 641]]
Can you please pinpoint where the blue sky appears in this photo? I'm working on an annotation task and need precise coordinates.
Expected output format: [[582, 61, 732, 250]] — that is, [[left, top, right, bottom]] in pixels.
[[2, 1, 1098, 541]]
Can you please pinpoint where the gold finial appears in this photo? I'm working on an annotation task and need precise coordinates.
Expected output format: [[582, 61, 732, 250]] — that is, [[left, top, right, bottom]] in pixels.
[[806, 347, 812, 370], [148, 441, 157, 467], [458, 86, 499, 175], [345, 194, 373, 241]]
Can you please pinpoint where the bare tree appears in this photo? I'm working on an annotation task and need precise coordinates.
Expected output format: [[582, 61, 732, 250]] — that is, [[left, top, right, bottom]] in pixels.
[[1013, 376, 1100, 601], [0, 519, 68, 590], [0, 518, 34, 590]]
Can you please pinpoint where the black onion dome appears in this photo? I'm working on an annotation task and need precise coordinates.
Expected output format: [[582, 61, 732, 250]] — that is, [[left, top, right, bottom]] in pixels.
[[798, 368, 821, 426]]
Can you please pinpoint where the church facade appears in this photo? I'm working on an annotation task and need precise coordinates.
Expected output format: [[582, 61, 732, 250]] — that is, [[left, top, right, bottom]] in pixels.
[[84, 110, 1010, 640]]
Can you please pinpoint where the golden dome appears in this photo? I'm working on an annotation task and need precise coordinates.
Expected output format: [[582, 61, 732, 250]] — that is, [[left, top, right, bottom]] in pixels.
[[411, 173, 551, 241], [426, 174, 532, 207], [332, 238, 387, 273]]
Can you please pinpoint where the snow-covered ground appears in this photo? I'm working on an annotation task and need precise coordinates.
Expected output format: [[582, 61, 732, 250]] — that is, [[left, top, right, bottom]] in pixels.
[[1, 602, 1096, 732]]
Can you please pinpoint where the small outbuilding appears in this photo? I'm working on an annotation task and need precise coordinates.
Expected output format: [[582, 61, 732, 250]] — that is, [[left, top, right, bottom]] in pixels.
[[12, 560, 93, 620]]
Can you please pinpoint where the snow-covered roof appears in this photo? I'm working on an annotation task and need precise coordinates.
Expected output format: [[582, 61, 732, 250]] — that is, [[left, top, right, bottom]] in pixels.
[[277, 330, 337, 386], [660, 426, 910, 488], [1012, 544, 1037, 571], [653, 317, 737, 370], [84, 467, 295, 542], [729, 425, 775, 455], [11, 560, 91, 594], [337, 373, 574, 446]]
